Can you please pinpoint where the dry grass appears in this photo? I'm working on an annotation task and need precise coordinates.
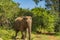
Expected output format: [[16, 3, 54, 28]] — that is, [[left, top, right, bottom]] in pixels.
[[31, 33, 60, 40]]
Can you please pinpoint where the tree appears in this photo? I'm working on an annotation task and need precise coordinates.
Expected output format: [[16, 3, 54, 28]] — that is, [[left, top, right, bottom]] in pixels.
[[33, 0, 60, 32], [33, 0, 59, 12], [33, 0, 40, 5], [0, 0, 20, 27], [31, 7, 56, 32], [45, 0, 60, 32]]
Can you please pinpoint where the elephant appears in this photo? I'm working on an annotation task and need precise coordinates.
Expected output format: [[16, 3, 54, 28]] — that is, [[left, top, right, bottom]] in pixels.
[[13, 16, 32, 40]]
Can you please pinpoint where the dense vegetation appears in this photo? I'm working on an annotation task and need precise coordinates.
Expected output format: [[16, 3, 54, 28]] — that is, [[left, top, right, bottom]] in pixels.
[[0, 0, 60, 40]]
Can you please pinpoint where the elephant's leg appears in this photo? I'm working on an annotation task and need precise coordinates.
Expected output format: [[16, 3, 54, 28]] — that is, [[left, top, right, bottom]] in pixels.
[[28, 26, 31, 40], [15, 30, 19, 38], [25, 29, 27, 38], [21, 31, 25, 40]]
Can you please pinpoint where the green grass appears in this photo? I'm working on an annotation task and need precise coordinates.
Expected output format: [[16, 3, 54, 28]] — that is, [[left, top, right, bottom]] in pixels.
[[0, 29, 60, 40], [0, 29, 14, 40]]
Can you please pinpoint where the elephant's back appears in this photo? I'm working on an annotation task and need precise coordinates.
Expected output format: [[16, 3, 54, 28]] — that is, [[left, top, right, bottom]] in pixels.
[[13, 17, 27, 31]]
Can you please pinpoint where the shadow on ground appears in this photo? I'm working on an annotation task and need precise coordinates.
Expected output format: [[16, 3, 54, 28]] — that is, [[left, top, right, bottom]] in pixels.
[[36, 31, 56, 36]]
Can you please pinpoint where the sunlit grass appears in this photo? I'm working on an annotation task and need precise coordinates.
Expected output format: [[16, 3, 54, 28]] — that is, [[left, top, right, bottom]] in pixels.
[[0, 29, 60, 40]]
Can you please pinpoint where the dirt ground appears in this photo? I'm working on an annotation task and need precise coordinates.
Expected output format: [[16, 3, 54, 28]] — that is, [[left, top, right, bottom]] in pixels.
[[31, 34, 60, 40]]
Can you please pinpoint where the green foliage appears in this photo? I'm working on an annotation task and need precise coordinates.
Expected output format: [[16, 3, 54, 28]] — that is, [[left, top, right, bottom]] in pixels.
[[33, 0, 60, 32], [18, 8, 33, 16], [0, 0, 20, 27], [31, 7, 56, 32], [0, 0, 20, 19], [0, 28, 15, 40]]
